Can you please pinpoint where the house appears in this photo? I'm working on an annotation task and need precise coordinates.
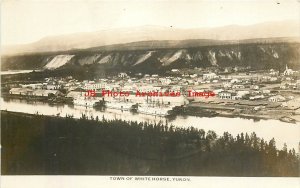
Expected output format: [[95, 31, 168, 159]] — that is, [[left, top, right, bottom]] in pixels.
[[249, 95, 265, 100], [280, 85, 287, 89], [262, 90, 271, 94], [203, 73, 218, 80], [66, 91, 85, 99], [223, 82, 232, 88], [230, 78, 241, 84], [46, 84, 60, 90], [32, 90, 63, 97], [219, 91, 233, 99], [159, 78, 172, 85], [9, 88, 33, 96], [213, 89, 224, 95], [84, 83, 105, 90], [21, 83, 44, 89], [232, 85, 245, 89], [250, 85, 259, 90], [270, 69, 279, 76], [231, 94, 242, 100], [187, 80, 194, 85], [237, 90, 250, 97], [283, 64, 294, 76], [268, 95, 285, 102], [270, 77, 278, 82], [118, 72, 128, 78]]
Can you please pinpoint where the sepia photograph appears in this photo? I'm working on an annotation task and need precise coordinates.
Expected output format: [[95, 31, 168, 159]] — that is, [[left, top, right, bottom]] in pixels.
[[1, 0, 300, 187]]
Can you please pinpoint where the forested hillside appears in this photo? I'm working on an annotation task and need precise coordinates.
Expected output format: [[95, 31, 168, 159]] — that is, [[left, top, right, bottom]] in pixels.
[[2, 111, 299, 176]]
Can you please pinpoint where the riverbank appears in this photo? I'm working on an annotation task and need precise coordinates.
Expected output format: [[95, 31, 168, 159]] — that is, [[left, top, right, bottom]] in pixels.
[[1, 93, 73, 105], [2, 93, 299, 123], [187, 101, 299, 124]]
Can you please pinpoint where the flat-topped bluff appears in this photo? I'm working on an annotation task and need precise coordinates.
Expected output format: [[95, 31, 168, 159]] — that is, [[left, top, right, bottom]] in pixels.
[[2, 41, 300, 73]]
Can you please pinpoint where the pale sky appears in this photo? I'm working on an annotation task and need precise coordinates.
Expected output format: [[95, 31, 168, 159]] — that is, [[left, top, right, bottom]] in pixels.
[[1, 0, 300, 45]]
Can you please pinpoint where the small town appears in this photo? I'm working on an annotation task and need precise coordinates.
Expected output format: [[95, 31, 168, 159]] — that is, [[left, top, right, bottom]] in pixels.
[[2, 65, 300, 122], [2, 0, 300, 181]]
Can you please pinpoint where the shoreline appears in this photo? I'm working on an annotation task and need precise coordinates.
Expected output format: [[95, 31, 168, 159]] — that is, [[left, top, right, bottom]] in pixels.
[[1, 94, 299, 124], [185, 102, 299, 124]]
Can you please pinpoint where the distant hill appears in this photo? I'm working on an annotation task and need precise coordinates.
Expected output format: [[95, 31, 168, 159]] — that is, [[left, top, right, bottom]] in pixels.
[[2, 42, 300, 76], [3, 20, 300, 55]]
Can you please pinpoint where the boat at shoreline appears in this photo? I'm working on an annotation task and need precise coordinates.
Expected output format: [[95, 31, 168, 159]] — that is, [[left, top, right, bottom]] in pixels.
[[279, 116, 296, 124], [137, 104, 174, 116], [105, 101, 136, 111], [73, 97, 99, 107]]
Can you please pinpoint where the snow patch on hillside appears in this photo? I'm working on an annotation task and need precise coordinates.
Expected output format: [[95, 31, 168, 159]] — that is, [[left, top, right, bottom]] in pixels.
[[44, 55, 74, 69], [225, 51, 233, 60], [259, 47, 266, 53], [208, 50, 217, 66], [237, 51, 242, 60], [97, 55, 112, 64], [271, 49, 279, 58], [193, 51, 203, 60], [161, 50, 184, 66], [219, 50, 226, 57], [133, 51, 154, 66], [78, 54, 102, 65]]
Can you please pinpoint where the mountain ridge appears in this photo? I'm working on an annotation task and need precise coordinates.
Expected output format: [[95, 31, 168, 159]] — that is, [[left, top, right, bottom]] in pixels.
[[3, 20, 300, 55]]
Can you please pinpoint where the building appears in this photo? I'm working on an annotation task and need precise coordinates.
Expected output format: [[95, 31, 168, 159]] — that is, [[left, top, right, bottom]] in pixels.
[[268, 95, 285, 102], [231, 94, 242, 100], [118, 72, 128, 78], [21, 83, 44, 89], [249, 95, 265, 100], [159, 78, 172, 85], [46, 84, 60, 90], [232, 84, 245, 89], [219, 91, 233, 99], [237, 90, 250, 97], [213, 89, 224, 95], [230, 78, 241, 84], [203, 73, 218, 80], [83, 83, 105, 90], [270, 69, 279, 76], [9, 88, 33, 95], [283, 64, 294, 76], [262, 90, 271, 94], [32, 90, 63, 97], [66, 91, 85, 99], [250, 85, 259, 90]]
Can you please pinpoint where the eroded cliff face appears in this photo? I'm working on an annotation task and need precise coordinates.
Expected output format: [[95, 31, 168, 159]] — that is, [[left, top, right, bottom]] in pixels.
[[2, 43, 300, 73]]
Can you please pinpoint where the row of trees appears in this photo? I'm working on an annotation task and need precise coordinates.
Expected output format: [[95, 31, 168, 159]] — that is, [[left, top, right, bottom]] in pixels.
[[1, 111, 299, 176]]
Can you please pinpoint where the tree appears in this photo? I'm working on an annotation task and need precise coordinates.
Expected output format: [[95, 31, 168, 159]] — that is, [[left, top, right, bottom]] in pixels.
[[206, 130, 217, 140]]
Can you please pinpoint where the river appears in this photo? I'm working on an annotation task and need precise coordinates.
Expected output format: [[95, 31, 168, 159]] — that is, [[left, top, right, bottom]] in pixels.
[[1, 97, 299, 150]]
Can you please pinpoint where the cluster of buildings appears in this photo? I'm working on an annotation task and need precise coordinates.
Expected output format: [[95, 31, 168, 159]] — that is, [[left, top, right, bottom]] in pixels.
[[6, 65, 300, 111]]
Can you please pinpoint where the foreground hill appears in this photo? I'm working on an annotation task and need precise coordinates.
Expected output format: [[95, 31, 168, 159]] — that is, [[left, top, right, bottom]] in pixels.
[[2, 111, 299, 176]]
